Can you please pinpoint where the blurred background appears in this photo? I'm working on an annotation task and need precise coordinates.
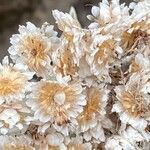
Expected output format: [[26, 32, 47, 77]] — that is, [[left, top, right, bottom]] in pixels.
[[0, 0, 132, 60]]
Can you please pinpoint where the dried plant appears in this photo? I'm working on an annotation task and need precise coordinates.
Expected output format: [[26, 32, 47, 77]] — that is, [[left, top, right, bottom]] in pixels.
[[0, 0, 149, 149]]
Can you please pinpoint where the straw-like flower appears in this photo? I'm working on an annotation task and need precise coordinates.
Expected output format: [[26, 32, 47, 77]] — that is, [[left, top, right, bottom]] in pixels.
[[26, 78, 86, 135], [52, 9, 86, 60], [78, 85, 112, 142], [121, 20, 150, 56], [53, 41, 78, 77], [8, 22, 59, 77], [1, 0, 150, 149], [120, 0, 150, 56], [113, 73, 150, 136], [0, 56, 33, 104], [87, 35, 116, 83]]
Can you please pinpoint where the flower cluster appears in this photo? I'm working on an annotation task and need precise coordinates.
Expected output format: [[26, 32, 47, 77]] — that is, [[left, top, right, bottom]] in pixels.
[[0, 0, 150, 149]]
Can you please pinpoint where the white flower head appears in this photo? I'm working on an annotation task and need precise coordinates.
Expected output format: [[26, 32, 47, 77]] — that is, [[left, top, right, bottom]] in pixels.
[[113, 73, 150, 133], [0, 0, 150, 148], [53, 9, 86, 60], [8, 22, 59, 78], [87, 35, 116, 83], [26, 79, 86, 135], [53, 40, 79, 78], [0, 56, 33, 104], [78, 85, 112, 142], [121, 14, 150, 56]]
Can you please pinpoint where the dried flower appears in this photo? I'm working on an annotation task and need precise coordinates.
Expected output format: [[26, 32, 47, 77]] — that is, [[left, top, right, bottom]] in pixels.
[[8, 22, 59, 77], [0, 56, 33, 104], [0, 0, 149, 149]]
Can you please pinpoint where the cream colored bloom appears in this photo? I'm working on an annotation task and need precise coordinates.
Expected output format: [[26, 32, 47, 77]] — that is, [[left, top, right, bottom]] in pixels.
[[26, 79, 86, 135], [0, 56, 33, 104], [78, 85, 112, 142], [53, 32, 92, 78], [1, 0, 150, 148], [8, 22, 59, 77], [113, 73, 150, 137], [52, 10, 94, 80], [87, 35, 116, 83], [53, 40, 78, 77], [121, 20, 150, 56], [52, 9, 86, 60], [120, 0, 150, 57]]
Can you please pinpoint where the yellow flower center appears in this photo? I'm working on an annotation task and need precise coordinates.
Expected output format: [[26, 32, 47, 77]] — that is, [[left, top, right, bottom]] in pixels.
[[80, 87, 101, 122], [38, 82, 76, 125], [19, 36, 48, 74], [0, 67, 26, 96]]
